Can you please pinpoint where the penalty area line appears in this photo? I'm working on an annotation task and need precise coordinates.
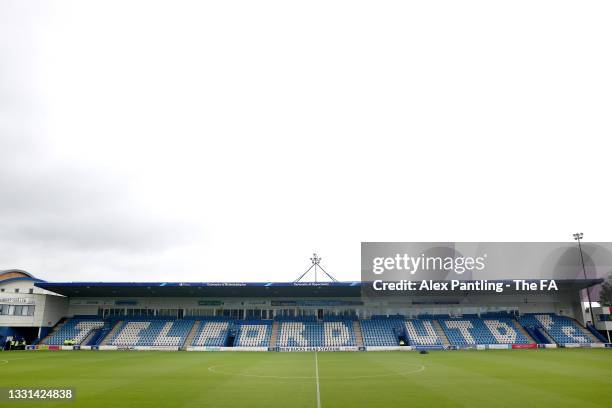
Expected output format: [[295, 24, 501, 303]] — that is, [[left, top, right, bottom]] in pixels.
[[314, 351, 321, 408]]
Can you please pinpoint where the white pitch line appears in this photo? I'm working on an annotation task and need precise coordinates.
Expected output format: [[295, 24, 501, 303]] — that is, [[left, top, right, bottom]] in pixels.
[[314, 351, 321, 408]]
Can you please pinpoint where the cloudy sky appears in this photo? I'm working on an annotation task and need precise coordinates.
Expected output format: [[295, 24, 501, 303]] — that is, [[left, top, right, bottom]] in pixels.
[[1, 1, 611, 283]]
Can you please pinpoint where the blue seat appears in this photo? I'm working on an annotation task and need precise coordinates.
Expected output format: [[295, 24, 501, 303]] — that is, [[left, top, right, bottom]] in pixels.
[[45, 317, 104, 345], [518, 313, 595, 344], [107, 318, 193, 347], [275, 318, 356, 347]]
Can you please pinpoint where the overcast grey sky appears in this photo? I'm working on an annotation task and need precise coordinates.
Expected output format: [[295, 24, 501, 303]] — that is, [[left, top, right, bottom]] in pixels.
[[1, 1, 611, 283]]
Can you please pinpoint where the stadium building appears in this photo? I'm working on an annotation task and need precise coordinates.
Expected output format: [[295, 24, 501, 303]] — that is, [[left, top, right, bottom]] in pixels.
[[1, 268, 610, 351]]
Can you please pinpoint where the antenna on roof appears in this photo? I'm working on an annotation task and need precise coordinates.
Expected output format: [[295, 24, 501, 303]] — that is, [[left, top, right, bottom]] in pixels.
[[294, 253, 338, 283]]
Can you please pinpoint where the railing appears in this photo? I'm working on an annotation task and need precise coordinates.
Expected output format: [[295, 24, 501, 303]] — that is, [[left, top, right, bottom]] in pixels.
[[586, 324, 608, 343], [523, 325, 550, 344], [88, 328, 109, 346]]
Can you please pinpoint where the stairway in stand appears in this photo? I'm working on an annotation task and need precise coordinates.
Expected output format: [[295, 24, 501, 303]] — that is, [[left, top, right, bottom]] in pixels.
[[39, 318, 68, 345], [182, 321, 201, 348], [537, 326, 557, 344], [81, 330, 98, 346], [269, 321, 279, 348], [513, 319, 536, 343], [570, 317, 602, 342], [100, 321, 123, 346], [353, 320, 364, 347], [432, 320, 450, 347]]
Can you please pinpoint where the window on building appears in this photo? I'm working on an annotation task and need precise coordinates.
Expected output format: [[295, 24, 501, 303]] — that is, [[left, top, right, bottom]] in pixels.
[[14, 288, 19, 293], [246, 309, 263, 318], [29, 288, 34, 294], [0, 304, 35, 316], [158, 309, 179, 318], [125, 308, 151, 317], [185, 309, 215, 317]]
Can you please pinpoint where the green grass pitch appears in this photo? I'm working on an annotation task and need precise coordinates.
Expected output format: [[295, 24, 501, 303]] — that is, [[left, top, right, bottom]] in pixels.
[[1, 349, 611, 407]]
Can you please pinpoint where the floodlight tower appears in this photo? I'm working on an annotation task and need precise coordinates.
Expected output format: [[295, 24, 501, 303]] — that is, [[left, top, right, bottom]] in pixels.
[[311, 253, 321, 283], [573, 232, 596, 326], [294, 253, 338, 283]]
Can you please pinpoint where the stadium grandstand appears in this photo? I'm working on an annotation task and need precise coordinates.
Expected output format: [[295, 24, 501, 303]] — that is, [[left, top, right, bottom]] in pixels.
[[1, 268, 611, 351]]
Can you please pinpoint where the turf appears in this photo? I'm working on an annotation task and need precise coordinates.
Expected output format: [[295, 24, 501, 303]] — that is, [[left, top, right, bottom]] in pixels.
[[1, 349, 611, 408]]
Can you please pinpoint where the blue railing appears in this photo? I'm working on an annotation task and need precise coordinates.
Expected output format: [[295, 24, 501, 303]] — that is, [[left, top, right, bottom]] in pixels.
[[586, 324, 608, 343]]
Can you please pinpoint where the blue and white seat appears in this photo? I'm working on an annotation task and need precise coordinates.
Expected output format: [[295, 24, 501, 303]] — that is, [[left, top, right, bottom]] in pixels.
[[404, 319, 442, 346], [482, 318, 531, 344], [234, 321, 271, 347], [192, 320, 232, 347], [519, 314, 595, 344], [45, 317, 104, 345], [324, 321, 355, 346], [108, 319, 193, 347], [276, 320, 355, 347], [361, 317, 404, 346], [438, 317, 531, 345]]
